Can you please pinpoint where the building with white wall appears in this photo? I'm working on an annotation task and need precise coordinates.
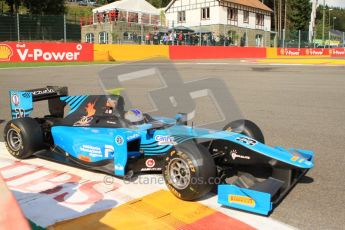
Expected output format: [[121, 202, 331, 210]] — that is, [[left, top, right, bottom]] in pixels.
[[165, 0, 272, 46], [81, 0, 162, 44]]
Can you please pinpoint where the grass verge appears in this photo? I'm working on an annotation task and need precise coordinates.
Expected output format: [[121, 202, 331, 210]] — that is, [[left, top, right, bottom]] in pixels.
[[0, 61, 118, 68]]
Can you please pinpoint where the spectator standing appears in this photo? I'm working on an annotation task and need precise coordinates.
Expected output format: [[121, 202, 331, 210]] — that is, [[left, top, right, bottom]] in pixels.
[[153, 32, 159, 45], [103, 12, 107, 23], [173, 31, 177, 45], [133, 32, 137, 43], [215, 34, 220, 46], [203, 33, 208, 46], [163, 33, 168, 45], [178, 31, 183, 45], [145, 33, 151, 45], [169, 32, 173, 45], [186, 32, 191, 45]]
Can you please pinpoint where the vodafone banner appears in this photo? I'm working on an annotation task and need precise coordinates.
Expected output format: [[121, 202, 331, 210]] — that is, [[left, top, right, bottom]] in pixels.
[[277, 48, 330, 57], [0, 42, 94, 62]]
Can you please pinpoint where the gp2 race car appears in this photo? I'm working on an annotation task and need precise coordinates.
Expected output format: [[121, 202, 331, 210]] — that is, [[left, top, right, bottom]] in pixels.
[[4, 86, 314, 215]]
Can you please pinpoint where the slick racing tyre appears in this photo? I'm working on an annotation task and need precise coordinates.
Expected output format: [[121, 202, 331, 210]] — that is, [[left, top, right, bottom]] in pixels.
[[163, 141, 216, 201], [223, 119, 265, 144], [4, 118, 44, 159]]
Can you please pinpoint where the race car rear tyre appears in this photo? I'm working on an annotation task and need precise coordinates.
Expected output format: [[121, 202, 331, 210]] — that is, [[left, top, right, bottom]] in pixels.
[[163, 141, 216, 201], [4, 118, 44, 159], [223, 119, 265, 144]]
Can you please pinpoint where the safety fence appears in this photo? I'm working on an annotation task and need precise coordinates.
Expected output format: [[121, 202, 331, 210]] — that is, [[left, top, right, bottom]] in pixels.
[[2, 14, 345, 50], [0, 14, 81, 42], [278, 29, 345, 48], [1, 42, 345, 62]]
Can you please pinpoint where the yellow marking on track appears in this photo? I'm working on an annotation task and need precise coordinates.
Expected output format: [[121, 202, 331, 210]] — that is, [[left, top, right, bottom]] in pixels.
[[49, 190, 216, 230]]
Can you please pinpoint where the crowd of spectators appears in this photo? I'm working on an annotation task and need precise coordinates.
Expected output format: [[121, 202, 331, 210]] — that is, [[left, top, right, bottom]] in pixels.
[[124, 31, 245, 46]]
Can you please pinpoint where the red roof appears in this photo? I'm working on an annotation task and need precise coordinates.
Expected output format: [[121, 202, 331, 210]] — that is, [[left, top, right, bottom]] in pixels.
[[220, 0, 273, 12]]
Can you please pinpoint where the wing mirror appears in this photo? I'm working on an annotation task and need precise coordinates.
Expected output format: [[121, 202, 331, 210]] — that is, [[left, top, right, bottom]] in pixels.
[[175, 113, 188, 125]]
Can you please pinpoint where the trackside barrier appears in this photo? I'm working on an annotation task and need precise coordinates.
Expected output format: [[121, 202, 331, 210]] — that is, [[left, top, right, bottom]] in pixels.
[[0, 42, 94, 62], [93, 44, 169, 61], [330, 48, 345, 57], [169, 46, 267, 60], [266, 47, 345, 58], [0, 175, 31, 230], [1, 43, 345, 62]]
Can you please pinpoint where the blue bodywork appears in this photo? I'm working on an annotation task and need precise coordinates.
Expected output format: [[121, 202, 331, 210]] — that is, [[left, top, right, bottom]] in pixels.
[[8, 90, 315, 215]]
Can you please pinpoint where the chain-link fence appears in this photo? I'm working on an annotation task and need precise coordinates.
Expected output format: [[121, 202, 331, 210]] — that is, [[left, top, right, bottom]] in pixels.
[[277, 29, 345, 48], [2, 13, 344, 48], [0, 14, 81, 42]]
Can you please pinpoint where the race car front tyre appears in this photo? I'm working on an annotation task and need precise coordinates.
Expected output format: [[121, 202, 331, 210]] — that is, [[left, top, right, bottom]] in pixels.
[[4, 118, 44, 159], [163, 141, 216, 201], [223, 119, 265, 144]]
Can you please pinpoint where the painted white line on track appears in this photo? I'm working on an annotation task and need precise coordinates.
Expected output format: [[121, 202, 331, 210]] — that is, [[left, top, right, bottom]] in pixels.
[[195, 62, 230, 65], [1, 61, 344, 71]]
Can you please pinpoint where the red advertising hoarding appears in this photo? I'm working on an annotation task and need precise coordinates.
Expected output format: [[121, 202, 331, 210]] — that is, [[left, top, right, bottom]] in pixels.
[[330, 48, 345, 57], [0, 42, 94, 62], [277, 48, 330, 56]]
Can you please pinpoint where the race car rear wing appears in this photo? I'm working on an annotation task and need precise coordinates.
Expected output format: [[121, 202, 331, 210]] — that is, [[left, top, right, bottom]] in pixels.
[[9, 86, 68, 119]]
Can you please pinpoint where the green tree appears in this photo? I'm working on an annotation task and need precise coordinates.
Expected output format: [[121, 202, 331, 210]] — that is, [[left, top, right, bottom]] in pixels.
[[147, 0, 171, 8], [24, 0, 65, 15], [5, 0, 21, 14], [314, 6, 345, 39], [287, 0, 311, 31]]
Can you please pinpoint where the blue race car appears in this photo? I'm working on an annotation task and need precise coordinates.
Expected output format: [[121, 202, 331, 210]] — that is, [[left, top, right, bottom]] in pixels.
[[4, 86, 314, 215]]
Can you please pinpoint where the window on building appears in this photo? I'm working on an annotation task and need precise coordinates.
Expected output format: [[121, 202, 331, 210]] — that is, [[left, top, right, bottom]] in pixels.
[[151, 15, 159, 25], [201, 7, 210, 20], [243, 10, 249, 23], [99, 31, 108, 44], [256, 13, 264, 26], [85, 33, 94, 43], [227, 8, 238, 21], [141, 13, 150, 24], [178, 11, 186, 22], [118, 11, 127, 21], [128, 12, 139, 23]]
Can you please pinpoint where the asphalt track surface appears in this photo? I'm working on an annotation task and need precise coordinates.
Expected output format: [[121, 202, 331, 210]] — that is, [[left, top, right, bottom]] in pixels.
[[0, 60, 344, 230]]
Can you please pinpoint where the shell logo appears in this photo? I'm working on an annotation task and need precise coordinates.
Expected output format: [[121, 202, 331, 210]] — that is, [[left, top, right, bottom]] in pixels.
[[0, 44, 13, 61]]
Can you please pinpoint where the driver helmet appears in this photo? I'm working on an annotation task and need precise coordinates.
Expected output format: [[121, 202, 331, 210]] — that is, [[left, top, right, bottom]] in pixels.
[[124, 109, 145, 125]]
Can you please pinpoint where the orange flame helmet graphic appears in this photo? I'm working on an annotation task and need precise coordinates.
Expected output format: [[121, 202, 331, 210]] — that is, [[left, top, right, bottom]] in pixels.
[[85, 102, 96, 117]]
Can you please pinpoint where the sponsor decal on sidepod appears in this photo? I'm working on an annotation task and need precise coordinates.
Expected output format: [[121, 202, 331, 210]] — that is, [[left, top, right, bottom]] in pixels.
[[155, 135, 176, 145]]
